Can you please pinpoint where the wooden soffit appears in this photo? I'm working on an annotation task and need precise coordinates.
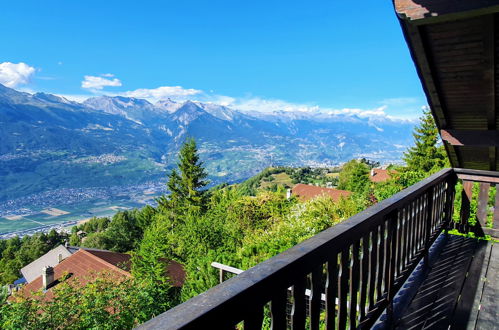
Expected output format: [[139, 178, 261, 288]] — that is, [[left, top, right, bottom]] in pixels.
[[394, 0, 499, 171]]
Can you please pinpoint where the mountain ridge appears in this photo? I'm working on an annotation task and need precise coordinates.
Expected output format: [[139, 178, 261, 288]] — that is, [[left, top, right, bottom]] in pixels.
[[0, 83, 415, 201]]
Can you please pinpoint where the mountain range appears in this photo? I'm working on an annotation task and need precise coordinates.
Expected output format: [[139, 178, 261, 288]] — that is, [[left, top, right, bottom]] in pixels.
[[0, 83, 415, 202]]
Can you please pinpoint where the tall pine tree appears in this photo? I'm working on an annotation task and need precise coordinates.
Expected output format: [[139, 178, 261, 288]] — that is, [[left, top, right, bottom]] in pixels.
[[160, 138, 209, 213], [403, 107, 448, 173]]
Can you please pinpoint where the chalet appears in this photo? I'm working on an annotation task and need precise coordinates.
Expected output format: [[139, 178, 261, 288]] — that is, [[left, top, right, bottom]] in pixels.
[[16, 247, 185, 300], [17, 249, 131, 300], [291, 184, 352, 202], [138, 2, 499, 329], [21, 244, 74, 283]]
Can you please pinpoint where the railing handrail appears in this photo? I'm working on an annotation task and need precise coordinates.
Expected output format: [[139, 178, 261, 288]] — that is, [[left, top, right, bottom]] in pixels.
[[454, 167, 499, 184], [137, 168, 454, 330]]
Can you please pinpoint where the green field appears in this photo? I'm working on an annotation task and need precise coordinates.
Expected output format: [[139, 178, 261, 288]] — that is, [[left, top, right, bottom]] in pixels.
[[0, 196, 159, 234]]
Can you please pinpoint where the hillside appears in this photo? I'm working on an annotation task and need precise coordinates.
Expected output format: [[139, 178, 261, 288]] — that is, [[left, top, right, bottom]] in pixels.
[[0, 83, 415, 205]]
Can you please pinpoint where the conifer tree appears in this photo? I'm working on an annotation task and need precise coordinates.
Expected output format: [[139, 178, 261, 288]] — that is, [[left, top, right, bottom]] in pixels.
[[161, 138, 209, 213], [403, 107, 448, 173]]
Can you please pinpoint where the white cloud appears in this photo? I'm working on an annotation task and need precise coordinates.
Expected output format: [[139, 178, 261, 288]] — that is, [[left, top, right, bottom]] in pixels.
[[0, 62, 36, 87], [122, 85, 202, 101], [81, 74, 122, 90]]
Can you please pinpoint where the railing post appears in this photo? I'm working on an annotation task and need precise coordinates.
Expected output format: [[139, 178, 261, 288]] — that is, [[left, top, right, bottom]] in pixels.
[[219, 269, 225, 284], [444, 174, 457, 230], [385, 210, 399, 323], [423, 187, 434, 266], [459, 180, 473, 233]]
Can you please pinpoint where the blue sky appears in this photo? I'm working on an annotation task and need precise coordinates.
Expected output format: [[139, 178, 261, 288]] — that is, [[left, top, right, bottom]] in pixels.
[[0, 1, 426, 119]]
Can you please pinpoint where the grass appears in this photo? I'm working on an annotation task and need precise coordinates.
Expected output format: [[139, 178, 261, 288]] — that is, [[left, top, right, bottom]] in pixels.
[[259, 172, 294, 189]]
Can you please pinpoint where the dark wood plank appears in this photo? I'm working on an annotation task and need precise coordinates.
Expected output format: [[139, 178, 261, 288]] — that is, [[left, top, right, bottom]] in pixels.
[[270, 289, 288, 330], [418, 196, 426, 252], [403, 205, 410, 270], [368, 227, 378, 311], [395, 236, 477, 329], [421, 238, 477, 329], [440, 129, 499, 146], [338, 248, 350, 330], [309, 265, 323, 330], [377, 222, 386, 298], [325, 255, 338, 330], [449, 240, 489, 328], [386, 214, 397, 322], [349, 241, 360, 328], [456, 172, 499, 184], [494, 186, 499, 230], [477, 182, 491, 227], [424, 188, 434, 264], [291, 277, 307, 330], [476, 243, 499, 329], [395, 210, 404, 278], [244, 305, 265, 330], [460, 180, 473, 232], [359, 234, 369, 322]]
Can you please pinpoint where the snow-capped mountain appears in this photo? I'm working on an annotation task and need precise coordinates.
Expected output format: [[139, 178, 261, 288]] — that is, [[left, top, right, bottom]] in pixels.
[[0, 83, 416, 201]]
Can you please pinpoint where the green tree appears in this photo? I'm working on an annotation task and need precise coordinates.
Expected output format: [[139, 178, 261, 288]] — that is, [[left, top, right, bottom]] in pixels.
[[403, 107, 448, 173], [337, 160, 370, 194], [159, 138, 209, 213]]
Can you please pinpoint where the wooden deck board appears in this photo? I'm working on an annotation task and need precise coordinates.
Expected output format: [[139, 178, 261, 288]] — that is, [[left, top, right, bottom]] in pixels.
[[394, 236, 497, 329], [476, 243, 499, 329]]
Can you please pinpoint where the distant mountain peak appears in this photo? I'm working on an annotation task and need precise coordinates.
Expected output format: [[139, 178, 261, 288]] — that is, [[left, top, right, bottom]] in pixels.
[[155, 98, 181, 113]]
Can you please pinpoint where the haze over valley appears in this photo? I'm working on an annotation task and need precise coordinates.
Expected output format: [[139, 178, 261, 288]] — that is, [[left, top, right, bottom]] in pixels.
[[0, 83, 416, 234]]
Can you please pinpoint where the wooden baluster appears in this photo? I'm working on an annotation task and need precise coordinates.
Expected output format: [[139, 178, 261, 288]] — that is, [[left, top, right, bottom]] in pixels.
[[444, 177, 457, 230], [424, 187, 434, 265], [270, 289, 288, 330], [386, 211, 398, 323], [245, 305, 265, 330], [414, 198, 420, 255], [406, 203, 413, 267], [310, 265, 323, 330], [401, 207, 408, 274], [395, 209, 403, 278], [438, 182, 446, 226], [326, 254, 338, 330], [420, 195, 427, 252], [494, 186, 499, 232], [349, 241, 360, 328], [377, 222, 386, 298], [409, 200, 416, 262], [359, 234, 369, 322], [460, 180, 473, 233], [338, 247, 350, 330], [368, 227, 378, 311], [291, 277, 306, 330], [477, 182, 490, 231]]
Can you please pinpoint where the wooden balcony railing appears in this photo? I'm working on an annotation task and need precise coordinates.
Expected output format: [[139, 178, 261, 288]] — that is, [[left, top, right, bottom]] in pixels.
[[137, 168, 466, 329], [452, 168, 499, 239]]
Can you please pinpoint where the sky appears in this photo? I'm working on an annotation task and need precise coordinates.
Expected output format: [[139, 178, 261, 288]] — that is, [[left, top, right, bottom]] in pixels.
[[0, 1, 427, 120]]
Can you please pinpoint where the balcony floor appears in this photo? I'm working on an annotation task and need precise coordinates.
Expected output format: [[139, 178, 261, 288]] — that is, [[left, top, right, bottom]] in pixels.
[[394, 235, 498, 329]]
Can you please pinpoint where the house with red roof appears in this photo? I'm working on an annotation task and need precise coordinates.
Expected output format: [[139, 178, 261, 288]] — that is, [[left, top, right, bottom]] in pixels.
[[15, 247, 185, 300], [369, 168, 397, 183]]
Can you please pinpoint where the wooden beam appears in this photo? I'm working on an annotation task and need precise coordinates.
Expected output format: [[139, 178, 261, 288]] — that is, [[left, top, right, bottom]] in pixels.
[[394, 0, 499, 24], [440, 129, 499, 146], [457, 174, 499, 184]]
